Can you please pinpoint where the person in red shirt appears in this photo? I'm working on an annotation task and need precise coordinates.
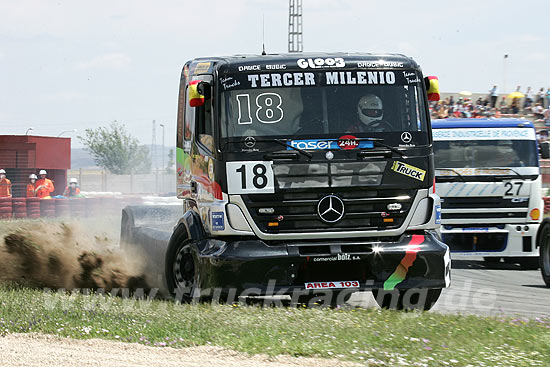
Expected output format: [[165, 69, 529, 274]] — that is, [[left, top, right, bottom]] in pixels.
[[35, 170, 55, 198], [0, 169, 12, 198], [27, 174, 37, 197]]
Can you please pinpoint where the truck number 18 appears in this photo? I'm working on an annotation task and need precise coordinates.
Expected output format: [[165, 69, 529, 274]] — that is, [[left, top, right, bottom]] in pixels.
[[227, 161, 275, 194]]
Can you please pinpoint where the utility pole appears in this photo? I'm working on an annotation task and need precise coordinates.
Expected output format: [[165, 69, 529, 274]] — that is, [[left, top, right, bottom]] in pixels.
[[160, 123, 165, 193], [151, 120, 157, 193], [288, 0, 303, 53]]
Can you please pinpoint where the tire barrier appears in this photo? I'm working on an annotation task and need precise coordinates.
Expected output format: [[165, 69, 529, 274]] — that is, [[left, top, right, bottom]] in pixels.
[[54, 198, 70, 217], [12, 198, 27, 219], [545, 197, 550, 214], [70, 198, 86, 217], [0, 196, 144, 220], [0, 197, 12, 219], [40, 199, 56, 218], [27, 197, 41, 219]]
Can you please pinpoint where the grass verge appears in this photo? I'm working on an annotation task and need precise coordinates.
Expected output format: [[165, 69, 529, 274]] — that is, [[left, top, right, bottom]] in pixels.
[[0, 285, 549, 366]]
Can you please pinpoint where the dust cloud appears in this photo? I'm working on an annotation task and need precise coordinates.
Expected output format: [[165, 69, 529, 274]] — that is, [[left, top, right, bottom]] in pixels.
[[0, 220, 148, 291]]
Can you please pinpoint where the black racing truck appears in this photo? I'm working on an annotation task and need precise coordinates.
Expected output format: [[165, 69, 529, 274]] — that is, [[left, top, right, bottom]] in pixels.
[[122, 53, 450, 309]]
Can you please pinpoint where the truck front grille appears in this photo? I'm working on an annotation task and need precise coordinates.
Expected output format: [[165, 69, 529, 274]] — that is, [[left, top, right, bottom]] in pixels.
[[440, 196, 528, 223], [242, 188, 416, 233]]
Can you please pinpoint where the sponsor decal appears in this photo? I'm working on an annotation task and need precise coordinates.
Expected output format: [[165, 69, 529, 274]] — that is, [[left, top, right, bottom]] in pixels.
[[265, 64, 287, 70], [193, 62, 211, 74], [337, 135, 359, 150], [403, 71, 421, 84], [383, 234, 424, 290], [220, 76, 241, 91], [211, 212, 225, 231], [433, 128, 535, 141], [238, 65, 261, 72], [305, 280, 360, 289], [391, 161, 426, 181], [357, 61, 404, 68], [245, 70, 409, 88], [248, 73, 316, 88], [435, 204, 441, 224], [312, 253, 360, 262], [297, 57, 345, 69], [287, 139, 374, 150]]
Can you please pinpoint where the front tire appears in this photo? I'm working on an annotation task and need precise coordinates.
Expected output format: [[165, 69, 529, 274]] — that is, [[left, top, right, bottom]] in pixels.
[[372, 288, 442, 311], [165, 224, 199, 302], [539, 223, 550, 287]]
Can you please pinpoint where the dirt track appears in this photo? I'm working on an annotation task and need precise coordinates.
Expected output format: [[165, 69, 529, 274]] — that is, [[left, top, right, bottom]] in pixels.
[[0, 334, 358, 367]]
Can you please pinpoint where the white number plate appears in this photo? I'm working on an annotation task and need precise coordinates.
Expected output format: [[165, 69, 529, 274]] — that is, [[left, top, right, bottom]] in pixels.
[[503, 181, 526, 197], [227, 161, 275, 194]]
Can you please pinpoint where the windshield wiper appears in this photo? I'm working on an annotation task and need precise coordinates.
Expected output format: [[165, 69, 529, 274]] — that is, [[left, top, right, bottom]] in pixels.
[[362, 138, 405, 157], [476, 167, 525, 180], [435, 168, 466, 182]]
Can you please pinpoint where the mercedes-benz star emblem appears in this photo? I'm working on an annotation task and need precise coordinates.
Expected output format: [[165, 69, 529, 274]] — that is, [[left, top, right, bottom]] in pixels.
[[244, 136, 256, 148], [317, 195, 345, 223], [401, 132, 412, 143]]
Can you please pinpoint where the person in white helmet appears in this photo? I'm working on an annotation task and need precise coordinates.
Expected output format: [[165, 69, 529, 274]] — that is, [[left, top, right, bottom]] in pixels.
[[27, 174, 38, 197], [0, 169, 12, 198], [35, 169, 55, 198], [63, 178, 81, 198], [348, 94, 392, 133]]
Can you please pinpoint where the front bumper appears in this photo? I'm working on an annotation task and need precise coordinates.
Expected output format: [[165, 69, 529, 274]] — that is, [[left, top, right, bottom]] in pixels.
[[193, 231, 450, 294]]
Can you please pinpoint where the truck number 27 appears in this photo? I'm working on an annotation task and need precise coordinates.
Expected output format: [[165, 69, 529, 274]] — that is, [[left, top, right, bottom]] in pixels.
[[504, 182, 523, 196]]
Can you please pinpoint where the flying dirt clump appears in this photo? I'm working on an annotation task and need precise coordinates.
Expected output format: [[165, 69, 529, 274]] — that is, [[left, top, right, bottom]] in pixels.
[[0, 221, 148, 291]]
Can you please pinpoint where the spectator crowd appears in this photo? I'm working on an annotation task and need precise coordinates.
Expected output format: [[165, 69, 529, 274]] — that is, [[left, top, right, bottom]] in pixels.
[[431, 86, 550, 126]]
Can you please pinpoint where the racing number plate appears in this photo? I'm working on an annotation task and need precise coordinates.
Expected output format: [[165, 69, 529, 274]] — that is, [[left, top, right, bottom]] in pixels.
[[227, 161, 275, 194], [502, 181, 526, 197]]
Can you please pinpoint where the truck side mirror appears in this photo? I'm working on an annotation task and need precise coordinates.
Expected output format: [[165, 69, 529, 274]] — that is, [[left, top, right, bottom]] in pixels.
[[424, 76, 440, 101], [541, 141, 550, 159], [188, 80, 211, 107]]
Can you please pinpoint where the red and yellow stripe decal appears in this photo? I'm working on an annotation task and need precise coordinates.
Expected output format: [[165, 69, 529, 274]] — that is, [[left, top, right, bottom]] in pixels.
[[383, 234, 424, 290]]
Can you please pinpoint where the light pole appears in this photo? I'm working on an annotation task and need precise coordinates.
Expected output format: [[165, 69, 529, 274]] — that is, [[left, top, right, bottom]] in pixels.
[[57, 128, 77, 137], [25, 127, 34, 135], [159, 123, 165, 192], [503, 54, 508, 95]]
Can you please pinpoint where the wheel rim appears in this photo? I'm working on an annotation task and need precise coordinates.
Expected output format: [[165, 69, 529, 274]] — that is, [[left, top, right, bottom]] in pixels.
[[173, 245, 195, 291]]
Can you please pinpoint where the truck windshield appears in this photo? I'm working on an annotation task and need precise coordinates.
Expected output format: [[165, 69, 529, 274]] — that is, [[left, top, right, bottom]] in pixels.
[[434, 139, 538, 168], [219, 70, 428, 145]]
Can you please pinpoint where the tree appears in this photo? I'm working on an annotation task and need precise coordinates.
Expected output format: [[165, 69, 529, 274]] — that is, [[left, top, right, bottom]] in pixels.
[[166, 148, 175, 173], [79, 121, 151, 174]]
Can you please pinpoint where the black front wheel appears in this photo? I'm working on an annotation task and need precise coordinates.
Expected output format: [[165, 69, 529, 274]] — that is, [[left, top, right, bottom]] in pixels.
[[372, 288, 442, 311], [539, 223, 550, 287], [165, 224, 199, 302]]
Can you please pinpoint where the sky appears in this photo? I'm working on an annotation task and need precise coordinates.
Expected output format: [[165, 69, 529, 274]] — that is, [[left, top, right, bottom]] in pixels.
[[1, 0, 549, 147]]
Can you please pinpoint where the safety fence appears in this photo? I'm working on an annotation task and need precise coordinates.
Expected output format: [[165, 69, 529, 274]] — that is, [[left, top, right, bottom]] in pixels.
[[67, 169, 175, 194], [0, 196, 145, 220]]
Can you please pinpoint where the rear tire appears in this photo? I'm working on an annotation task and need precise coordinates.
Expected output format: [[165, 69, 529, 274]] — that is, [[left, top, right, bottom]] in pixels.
[[539, 223, 550, 287], [372, 288, 442, 311]]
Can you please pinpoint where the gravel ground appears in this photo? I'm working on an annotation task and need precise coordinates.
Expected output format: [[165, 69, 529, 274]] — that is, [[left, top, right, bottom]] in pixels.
[[0, 333, 359, 367]]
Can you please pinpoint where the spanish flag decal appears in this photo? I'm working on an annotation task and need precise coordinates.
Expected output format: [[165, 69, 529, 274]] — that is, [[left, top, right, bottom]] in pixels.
[[426, 76, 440, 101], [188, 80, 204, 107]]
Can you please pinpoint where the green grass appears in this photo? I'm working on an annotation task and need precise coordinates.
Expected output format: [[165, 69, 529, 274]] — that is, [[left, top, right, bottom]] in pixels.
[[0, 285, 549, 366]]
